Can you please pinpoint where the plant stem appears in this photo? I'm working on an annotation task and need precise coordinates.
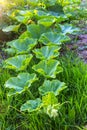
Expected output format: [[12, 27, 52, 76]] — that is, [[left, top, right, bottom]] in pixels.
[[28, 89, 35, 100]]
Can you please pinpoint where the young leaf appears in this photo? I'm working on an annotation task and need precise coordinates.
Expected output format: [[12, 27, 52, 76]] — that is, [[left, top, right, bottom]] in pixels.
[[39, 32, 70, 45], [20, 98, 42, 112], [4, 54, 33, 71], [33, 46, 60, 60], [5, 73, 37, 95], [42, 92, 58, 107], [32, 60, 63, 78], [42, 92, 61, 118], [39, 80, 67, 96]]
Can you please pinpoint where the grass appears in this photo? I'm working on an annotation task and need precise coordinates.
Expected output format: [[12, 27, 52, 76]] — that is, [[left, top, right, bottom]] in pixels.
[[58, 52, 87, 129], [0, 52, 87, 130]]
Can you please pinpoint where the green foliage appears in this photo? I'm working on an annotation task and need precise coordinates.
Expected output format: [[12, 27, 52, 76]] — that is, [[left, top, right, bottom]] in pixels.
[[2, 0, 80, 121], [42, 92, 61, 118], [1, 54, 87, 129], [5, 73, 37, 95], [6, 38, 37, 55], [39, 80, 66, 96], [1, 0, 86, 129], [3, 0, 73, 118], [59, 23, 80, 34], [4, 54, 33, 71], [27, 24, 51, 39], [39, 32, 70, 45], [2, 24, 20, 32], [20, 98, 42, 112], [58, 53, 87, 129], [33, 46, 60, 60], [38, 17, 56, 27], [32, 60, 62, 78]]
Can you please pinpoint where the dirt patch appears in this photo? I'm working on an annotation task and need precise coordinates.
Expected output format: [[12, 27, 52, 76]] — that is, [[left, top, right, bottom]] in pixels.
[[66, 32, 87, 63]]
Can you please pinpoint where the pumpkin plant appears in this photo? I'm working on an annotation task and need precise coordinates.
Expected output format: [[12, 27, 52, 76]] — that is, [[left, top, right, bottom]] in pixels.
[[3, 0, 80, 118]]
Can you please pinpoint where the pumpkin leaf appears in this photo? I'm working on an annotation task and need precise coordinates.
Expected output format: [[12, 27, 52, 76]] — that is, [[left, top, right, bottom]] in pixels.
[[38, 17, 56, 27], [15, 10, 33, 24], [27, 24, 51, 39], [33, 46, 60, 60], [19, 31, 30, 39], [7, 37, 37, 54], [20, 98, 42, 112], [4, 54, 33, 71], [39, 32, 70, 45], [42, 92, 58, 107], [32, 60, 63, 78], [47, 4, 64, 14], [39, 80, 67, 96], [27, 0, 39, 7], [34, 10, 48, 20], [59, 23, 80, 34], [15, 16, 29, 24], [2, 24, 20, 32], [5, 73, 37, 95], [42, 92, 61, 118], [18, 10, 33, 16], [5, 48, 16, 55], [56, 15, 68, 23]]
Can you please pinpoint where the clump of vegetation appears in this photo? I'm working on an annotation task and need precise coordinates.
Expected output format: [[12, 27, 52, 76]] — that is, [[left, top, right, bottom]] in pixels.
[[0, 0, 87, 130]]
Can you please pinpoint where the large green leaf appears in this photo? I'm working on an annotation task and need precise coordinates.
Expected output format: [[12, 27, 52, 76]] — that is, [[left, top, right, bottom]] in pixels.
[[15, 16, 29, 24], [47, 4, 64, 14], [5, 48, 16, 56], [15, 10, 33, 24], [27, 24, 51, 39], [32, 60, 63, 78], [34, 9, 65, 20], [6, 37, 37, 54], [18, 10, 33, 16], [33, 46, 60, 60], [56, 15, 68, 23], [5, 73, 37, 95], [20, 98, 42, 112], [27, 0, 39, 7], [19, 31, 30, 39], [59, 24, 80, 34], [39, 80, 66, 96], [2, 25, 20, 32], [33, 10, 48, 20], [38, 17, 56, 27], [39, 32, 70, 45], [45, 0, 57, 7], [8, 10, 33, 24], [4, 54, 33, 71]]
